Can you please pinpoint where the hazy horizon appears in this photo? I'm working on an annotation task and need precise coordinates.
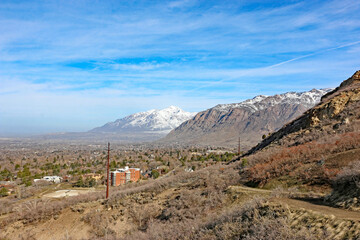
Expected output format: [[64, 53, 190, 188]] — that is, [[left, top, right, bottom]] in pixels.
[[1, 0, 359, 135]]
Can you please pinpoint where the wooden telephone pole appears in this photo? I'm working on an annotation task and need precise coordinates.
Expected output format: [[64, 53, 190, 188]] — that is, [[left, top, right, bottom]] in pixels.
[[106, 142, 110, 199], [237, 136, 241, 156]]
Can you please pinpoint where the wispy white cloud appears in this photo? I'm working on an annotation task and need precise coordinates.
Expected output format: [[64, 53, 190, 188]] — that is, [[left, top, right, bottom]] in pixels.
[[167, 0, 196, 9]]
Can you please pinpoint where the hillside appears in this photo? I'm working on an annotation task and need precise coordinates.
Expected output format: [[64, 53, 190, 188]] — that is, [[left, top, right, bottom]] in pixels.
[[241, 71, 360, 197], [162, 89, 331, 149]]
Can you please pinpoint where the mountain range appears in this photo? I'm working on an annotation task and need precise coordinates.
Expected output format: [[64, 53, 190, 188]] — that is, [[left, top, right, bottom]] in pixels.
[[34, 89, 332, 146], [162, 88, 333, 149]]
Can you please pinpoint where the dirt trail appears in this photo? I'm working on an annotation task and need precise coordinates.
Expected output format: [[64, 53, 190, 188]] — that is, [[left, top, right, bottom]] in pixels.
[[229, 185, 271, 193], [281, 198, 360, 221], [231, 185, 360, 221]]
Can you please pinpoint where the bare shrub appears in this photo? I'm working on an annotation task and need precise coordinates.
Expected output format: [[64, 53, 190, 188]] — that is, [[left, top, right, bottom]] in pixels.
[[326, 160, 360, 208], [128, 204, 159, 231], [196, 197, 319, 240], [125, 219, 197, 240], [0, 198, 15, 215], [13, 199, 49, 223], [244, 218, 315, 240], [335, 160, 360, 188], [123, 197, 320, 240], [16, 185, 38, 199], [33, 180, 52, 188], [81, 211, 116, 238]]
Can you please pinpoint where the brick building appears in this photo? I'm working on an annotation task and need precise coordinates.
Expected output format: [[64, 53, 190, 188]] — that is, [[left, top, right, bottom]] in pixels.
[[110, 166, 140, 186]]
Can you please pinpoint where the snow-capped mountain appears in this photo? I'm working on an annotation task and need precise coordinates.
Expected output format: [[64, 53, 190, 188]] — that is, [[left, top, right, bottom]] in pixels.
[[90, 106, 197, 133], [214, 88, 333, 113], [162, 88, 333, 149]]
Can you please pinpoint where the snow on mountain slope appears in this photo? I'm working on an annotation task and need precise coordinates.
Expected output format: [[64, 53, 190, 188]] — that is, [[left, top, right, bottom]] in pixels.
[[214, 89, 333, 113], [90, 106, 197, 133]]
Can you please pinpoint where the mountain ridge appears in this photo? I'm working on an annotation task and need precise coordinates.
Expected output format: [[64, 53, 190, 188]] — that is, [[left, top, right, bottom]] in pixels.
[[162, 88, 333, 149], [213, 88, 333, 113]]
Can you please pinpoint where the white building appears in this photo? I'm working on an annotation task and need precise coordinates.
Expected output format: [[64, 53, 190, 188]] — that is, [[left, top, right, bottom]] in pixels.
[[34, 176, 63, 184]]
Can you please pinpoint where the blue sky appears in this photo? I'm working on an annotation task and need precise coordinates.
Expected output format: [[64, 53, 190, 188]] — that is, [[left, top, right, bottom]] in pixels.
[[0, 0, 359, 135]]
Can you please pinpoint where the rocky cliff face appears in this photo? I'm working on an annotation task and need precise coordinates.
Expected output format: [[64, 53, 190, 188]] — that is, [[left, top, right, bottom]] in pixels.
[[162, 89, 332, 149]]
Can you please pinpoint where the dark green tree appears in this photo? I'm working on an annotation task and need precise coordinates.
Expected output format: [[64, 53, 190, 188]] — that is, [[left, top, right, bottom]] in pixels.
[[0, 187, 9, 197], [151, 170, 160, 179], [74, 177, 84, 187]]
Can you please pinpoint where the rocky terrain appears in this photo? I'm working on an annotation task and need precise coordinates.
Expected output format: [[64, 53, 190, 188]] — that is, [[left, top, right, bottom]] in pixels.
[[163, 89, 332, 150]]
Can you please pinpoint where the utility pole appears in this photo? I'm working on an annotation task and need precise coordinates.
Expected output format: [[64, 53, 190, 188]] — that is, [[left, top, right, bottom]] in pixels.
[[238, 136, 241, 156], [106, 142, 110, 199]]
